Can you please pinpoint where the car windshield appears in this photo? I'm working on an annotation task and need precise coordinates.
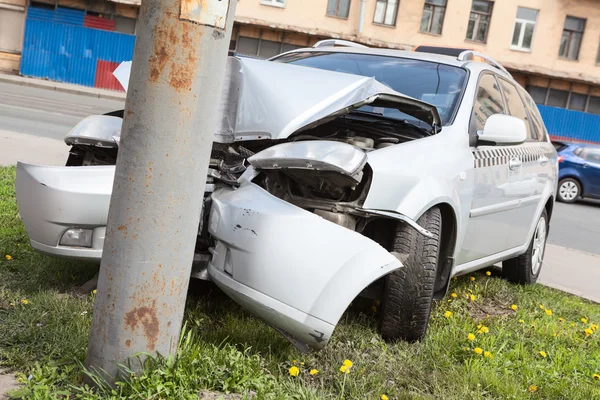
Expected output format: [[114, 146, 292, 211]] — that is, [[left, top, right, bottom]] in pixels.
[[273, 51, 467, 126]]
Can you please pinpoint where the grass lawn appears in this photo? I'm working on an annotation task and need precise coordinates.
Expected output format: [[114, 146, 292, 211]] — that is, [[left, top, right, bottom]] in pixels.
[[1, 165, 600, 399]]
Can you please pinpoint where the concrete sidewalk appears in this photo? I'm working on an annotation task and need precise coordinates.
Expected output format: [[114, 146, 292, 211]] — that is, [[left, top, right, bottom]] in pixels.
[[0, 73, 126, 102], [539, 244, 600, 303], [1, 130, 68, 167]]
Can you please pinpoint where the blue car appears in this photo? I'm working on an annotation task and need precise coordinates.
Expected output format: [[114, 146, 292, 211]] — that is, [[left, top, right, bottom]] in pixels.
[[555, 141, 600, 203]]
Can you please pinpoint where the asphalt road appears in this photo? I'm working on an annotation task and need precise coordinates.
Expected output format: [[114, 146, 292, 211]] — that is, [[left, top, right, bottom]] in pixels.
[[0, 81, 124, 140], [1, 81, 598, 257]]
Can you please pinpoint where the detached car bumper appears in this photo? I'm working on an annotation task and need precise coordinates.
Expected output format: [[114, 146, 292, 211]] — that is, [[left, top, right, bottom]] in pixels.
[[208, 183, 402, 351], [15, 162, 114, 261]]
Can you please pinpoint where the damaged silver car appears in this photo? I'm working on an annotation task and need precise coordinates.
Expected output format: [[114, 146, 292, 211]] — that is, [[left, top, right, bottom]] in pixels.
[[16, 43, 557, 351]]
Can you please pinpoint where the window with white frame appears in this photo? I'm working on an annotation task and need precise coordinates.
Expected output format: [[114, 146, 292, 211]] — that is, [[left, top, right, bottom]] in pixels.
[[466, 0, 493, 43], [511, 7, 538, 51], [373, 0, 398, 26], [327, 0, 351, 18], [420, 0, 447, 35], [261, 0, 286, 8]]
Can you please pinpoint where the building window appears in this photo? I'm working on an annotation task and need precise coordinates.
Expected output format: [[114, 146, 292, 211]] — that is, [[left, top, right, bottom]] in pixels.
[[559, 16, 585, 60], [511, 7, 538, 51], [235, 36, 303, 59], [589, 96, 600, 114], [261, 0, 286, 8], [420, 0, 446, 35], [327, 0, 351, 18], [547, 89, 569, 108], [466, 0, 493, 43], [373, 0, 398, 26]]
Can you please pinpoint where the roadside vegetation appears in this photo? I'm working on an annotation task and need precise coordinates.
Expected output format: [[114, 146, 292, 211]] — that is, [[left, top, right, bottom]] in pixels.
[[1, 165, 600, 399]]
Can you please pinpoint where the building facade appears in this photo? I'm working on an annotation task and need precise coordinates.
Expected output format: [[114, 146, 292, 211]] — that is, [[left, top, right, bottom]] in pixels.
[[2, 0, 600, 141]]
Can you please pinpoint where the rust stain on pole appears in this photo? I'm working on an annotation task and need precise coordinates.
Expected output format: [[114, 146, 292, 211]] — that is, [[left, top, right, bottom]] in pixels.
[[124, 302, 160, 352]]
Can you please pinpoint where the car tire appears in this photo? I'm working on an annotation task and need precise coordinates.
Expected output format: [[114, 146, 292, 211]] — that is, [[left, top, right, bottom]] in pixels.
[[502, 209, 548, 285], [379, 206, 442, 342], [557, 178, 581, 203]]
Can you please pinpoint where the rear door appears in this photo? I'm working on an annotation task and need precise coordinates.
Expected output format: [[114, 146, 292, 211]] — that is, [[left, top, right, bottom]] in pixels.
[[578, 147, 600, 196]]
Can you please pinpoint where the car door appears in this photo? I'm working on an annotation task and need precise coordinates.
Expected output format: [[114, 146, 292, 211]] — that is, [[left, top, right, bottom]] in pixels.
[[578, 147, 600, 196], [457, 73, 524, 265], [496, 79, 547, 248]]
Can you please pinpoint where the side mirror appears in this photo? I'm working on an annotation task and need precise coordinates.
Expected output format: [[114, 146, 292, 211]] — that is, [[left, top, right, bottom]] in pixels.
[[478, 114, 527, 146]]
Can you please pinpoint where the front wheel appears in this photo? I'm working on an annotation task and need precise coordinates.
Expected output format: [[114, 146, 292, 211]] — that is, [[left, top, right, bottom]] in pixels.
[[557, 178, 580, 203], [502, 209, 548, 285], [378, 207, 442, 342]]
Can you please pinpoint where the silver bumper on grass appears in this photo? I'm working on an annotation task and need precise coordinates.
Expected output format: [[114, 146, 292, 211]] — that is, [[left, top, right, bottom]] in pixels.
[[15, 162, 114, 261]]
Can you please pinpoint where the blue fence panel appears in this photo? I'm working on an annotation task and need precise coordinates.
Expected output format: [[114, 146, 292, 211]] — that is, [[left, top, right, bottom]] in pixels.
[[54, 7, 85, 26], [538, 105, 600, 144], [26, 7, 55, 21], [20, 14, 136, 88]]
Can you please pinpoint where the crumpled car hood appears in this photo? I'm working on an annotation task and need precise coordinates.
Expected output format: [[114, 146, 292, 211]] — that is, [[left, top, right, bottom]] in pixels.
[[112, 57, 441, 143]]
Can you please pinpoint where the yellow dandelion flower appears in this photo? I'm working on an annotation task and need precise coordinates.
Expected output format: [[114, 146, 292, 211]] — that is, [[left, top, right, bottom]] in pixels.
[[545, 309, 553, 316], [477, 326, 489, 334], [470, 294, 476, 302], [519, 319, 525, 323], [558, 318, 565, 323], [370, 306, 377, 312], [474, 347, 483, 355], [581, 317, 588, 324], [292, 359, 297, 364], [381, 395, 389, 400], [467, 333, 476, 341], [339, 365, 351, 374], [593, 373, 600, 381], [584, 328, 593, 337], [484, 351, 493, 358], [570, 323, 575, 327], [511, 304, 518, 311], [21, 299, 29, 305], [539, 351, 547, 358], [5, 255, 12, 260], [444, 311, 453, 318], [485, 271, 491, 276], [470, 276, 475, 281], [289, 366, 299, 377], [301, 362, 305, 365], [451, 293, 457, 298], [92, 289, 97, 294], [309, 369, 318, 376], [553, 333, 558, 337], [528, 385, 538, 393], [539, 305, 545, 310], [343, 359, 353, 367], [591, 324, 598, 331]]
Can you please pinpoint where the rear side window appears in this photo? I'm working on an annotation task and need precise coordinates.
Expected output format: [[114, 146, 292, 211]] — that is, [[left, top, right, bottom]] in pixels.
[[580, 147, 600, 163], [472, 74, 505, 132], [519, 87, 548, 142], [499, 79, 536, 140]]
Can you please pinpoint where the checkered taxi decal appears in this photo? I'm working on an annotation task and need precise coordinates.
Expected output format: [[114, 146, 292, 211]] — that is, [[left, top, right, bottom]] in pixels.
[[473, 145, 554, 168]]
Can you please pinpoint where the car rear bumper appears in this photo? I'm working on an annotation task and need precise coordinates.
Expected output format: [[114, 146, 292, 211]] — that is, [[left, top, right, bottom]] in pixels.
[[15, 162, 114, 262]]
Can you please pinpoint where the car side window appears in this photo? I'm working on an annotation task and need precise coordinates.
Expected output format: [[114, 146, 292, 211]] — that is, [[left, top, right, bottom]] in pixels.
[[581, 148, 600, 164], [519, 87, 548, 142], [472, 74, 505, 133], [498, 79, 536, 140]]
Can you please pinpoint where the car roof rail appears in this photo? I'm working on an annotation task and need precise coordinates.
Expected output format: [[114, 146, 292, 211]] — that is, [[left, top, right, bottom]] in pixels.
[[458, 50, 511, 77], [312, 39, 368, 49]]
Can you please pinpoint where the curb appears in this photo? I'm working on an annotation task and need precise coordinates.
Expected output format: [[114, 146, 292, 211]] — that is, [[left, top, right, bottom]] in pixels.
[[0, 74, 126, 101]]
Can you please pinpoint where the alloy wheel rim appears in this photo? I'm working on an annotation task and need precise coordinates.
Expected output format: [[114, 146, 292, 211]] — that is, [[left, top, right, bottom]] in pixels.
[[559, 181, 578, 200], [531, 217, 546, 276]]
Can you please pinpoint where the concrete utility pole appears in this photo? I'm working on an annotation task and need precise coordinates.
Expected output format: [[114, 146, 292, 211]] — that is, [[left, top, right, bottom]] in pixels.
[[85, 0, 237, 383]]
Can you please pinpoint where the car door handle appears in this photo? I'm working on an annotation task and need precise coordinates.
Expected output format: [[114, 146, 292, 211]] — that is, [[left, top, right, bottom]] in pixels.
[[538, 155, 549, 165], [583, 163, 590, 168], [509, 157, 522, 171]]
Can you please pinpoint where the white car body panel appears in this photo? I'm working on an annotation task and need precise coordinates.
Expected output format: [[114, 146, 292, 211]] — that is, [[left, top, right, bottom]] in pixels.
[[208, 184, 401, 350], [14, 50, 558, 352]]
